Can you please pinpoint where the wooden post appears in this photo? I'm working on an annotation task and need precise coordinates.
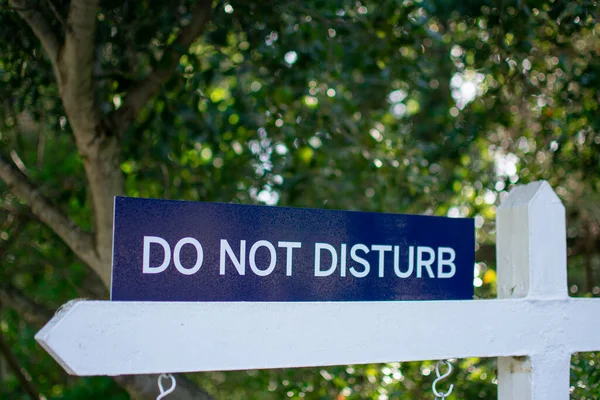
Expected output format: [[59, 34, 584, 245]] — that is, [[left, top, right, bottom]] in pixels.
[[497, 181, 570, 399]]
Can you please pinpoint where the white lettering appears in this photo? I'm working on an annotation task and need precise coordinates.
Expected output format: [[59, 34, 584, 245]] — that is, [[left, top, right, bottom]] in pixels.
[[315, 243, 337, 277], [278, 241, 302, 276], [394, 245, 414, 278], [249, 240, 277, 276], [173, 237, 203, 275], [220, 239, 246, 275], [142, 236, 171, 274], [350, 244, 370, 278], [340, 243, 347, 277], [437, 247, 456, 278], [417, 246, 435, 278], [372, 245, 392, 277]]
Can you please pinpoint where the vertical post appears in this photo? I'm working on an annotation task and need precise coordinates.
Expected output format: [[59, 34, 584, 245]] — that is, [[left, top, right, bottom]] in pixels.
[[496, 181, 570, 399]]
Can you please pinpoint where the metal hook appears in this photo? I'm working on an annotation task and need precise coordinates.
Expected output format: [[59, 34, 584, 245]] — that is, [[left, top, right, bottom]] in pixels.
[[432, 360, 454, 399], [156, 373, 177, 400]]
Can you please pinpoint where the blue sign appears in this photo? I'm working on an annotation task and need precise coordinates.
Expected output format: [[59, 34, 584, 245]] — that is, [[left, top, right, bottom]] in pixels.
[[111, 197, 474, 302]]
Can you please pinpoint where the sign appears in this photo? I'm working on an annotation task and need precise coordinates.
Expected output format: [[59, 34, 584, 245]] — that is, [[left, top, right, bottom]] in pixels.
[[111, 197, 474, 301]]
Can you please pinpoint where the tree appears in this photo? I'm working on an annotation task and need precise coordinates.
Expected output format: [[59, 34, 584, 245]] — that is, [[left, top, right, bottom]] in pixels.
[[0, 0, 598, 398]]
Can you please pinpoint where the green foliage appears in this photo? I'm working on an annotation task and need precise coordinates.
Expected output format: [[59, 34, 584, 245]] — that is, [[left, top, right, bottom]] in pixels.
[[1, 0, 599, 398], [572, 352, 600, 399]]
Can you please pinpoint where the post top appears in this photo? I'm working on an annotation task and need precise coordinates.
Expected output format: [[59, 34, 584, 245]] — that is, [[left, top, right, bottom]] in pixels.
[[498, 180, 564, 212], [496, 180, 567, 300]]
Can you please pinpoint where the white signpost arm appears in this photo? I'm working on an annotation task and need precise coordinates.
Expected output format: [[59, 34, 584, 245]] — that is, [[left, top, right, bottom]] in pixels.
[[35, 297, 600, 376], [497, 181, 570, 399]]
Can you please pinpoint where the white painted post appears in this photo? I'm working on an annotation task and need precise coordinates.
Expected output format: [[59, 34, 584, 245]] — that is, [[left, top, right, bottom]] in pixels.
[[496, 181, 570, 399]]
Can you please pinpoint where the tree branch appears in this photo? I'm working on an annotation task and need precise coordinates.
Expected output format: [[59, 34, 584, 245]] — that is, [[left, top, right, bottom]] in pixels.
[[0, 330, 43, 399], [2, 0, 116, 282], [44, 0, 67, 31], [113, 0, 213, 136], [0, 283, 53, 326], [59, 0, 103, 145], [53, 0, 123, 286], [9, 0, 61, 78], [0, 155, 104, 284], [11, 0, 119, 287], [6, 3, 215, 399]]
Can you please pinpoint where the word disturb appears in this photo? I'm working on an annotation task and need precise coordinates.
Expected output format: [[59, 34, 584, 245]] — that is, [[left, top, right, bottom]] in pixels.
[[111, 197, 474, 301]]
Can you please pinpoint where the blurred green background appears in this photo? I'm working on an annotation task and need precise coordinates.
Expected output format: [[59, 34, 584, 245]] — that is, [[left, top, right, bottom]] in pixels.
[[1, 0, 599, 398]]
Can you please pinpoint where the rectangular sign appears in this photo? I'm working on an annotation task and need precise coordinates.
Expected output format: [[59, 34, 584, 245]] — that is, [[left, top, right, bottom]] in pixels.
[[111, 197, 474, 301]]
